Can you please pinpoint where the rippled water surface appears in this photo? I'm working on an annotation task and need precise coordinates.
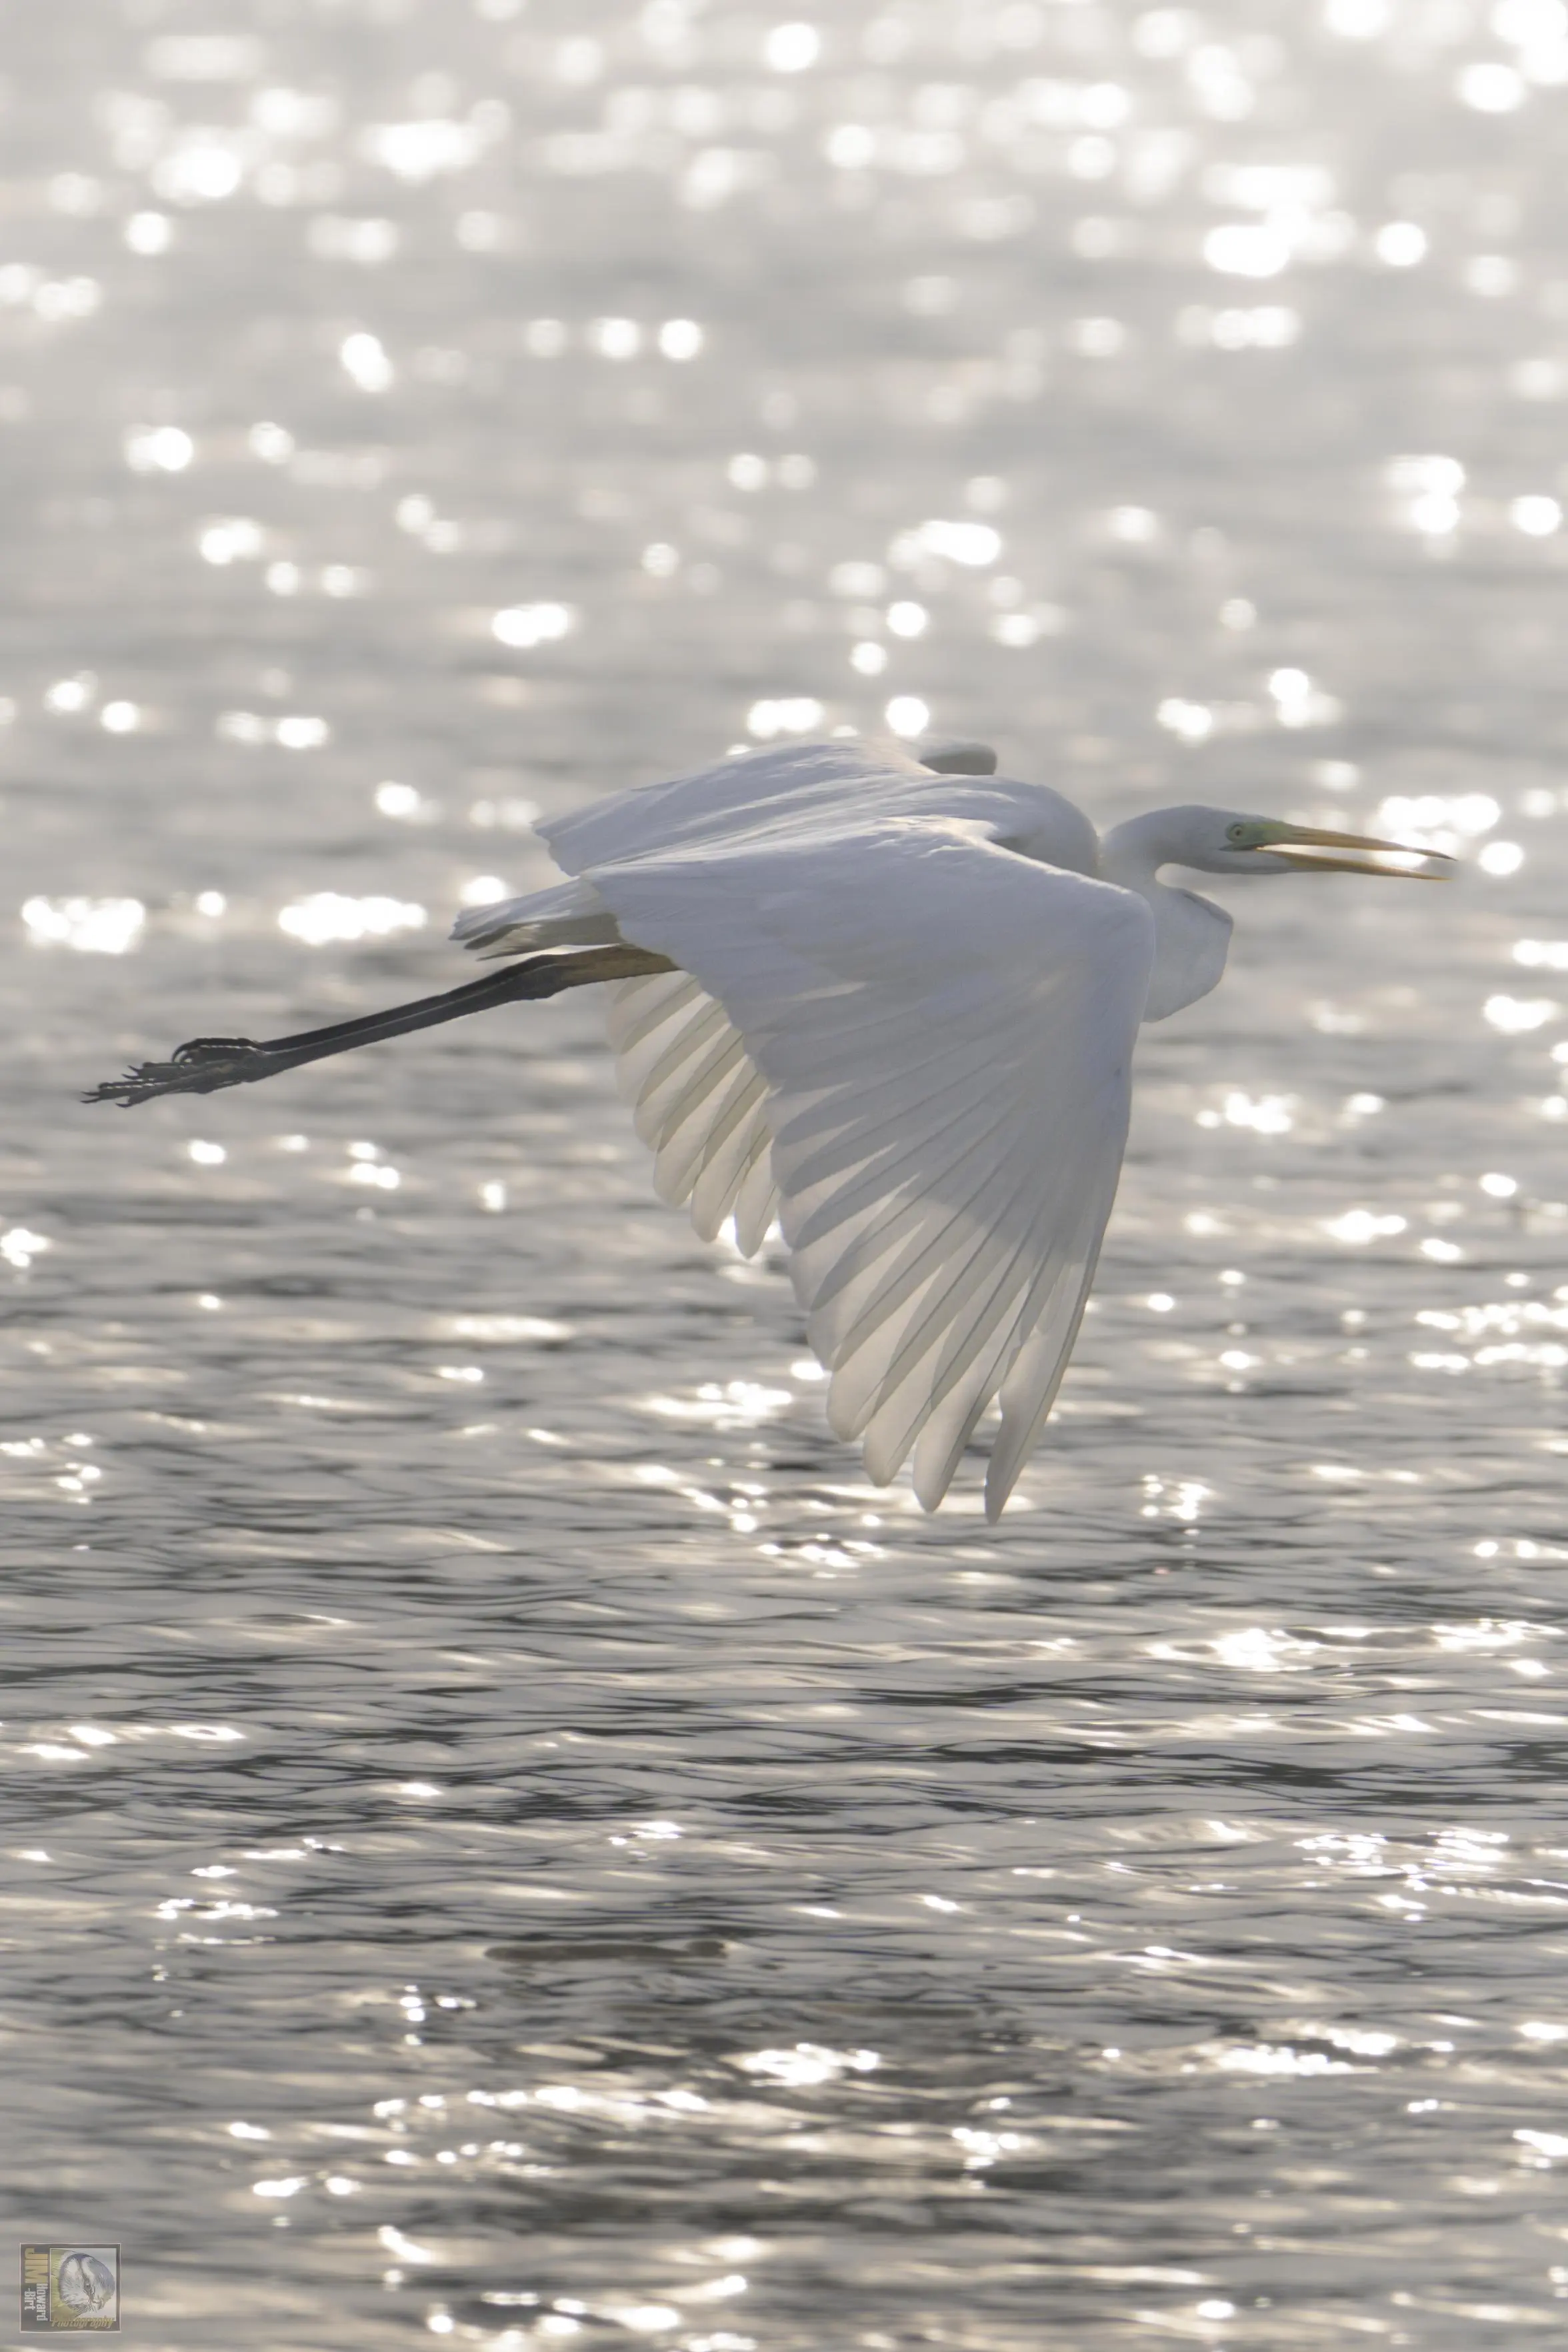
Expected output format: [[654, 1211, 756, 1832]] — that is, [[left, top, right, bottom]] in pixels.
[[7, 3, 1568, 2345]]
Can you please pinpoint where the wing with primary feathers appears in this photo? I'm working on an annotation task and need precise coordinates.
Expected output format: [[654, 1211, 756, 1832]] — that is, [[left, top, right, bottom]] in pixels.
[[588, 815, 1154, 1518]]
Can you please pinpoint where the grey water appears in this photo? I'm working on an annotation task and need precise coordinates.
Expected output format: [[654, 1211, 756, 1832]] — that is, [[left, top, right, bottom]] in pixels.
[[5, 2, 1568, 2345]]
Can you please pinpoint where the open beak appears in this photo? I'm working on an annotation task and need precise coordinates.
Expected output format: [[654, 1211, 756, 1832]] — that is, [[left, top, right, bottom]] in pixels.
[[1255, 823, 1455, 880]]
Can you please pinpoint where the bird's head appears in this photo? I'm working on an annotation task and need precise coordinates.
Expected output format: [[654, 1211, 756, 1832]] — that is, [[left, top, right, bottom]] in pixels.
[[1161, 806, 1455, 880]]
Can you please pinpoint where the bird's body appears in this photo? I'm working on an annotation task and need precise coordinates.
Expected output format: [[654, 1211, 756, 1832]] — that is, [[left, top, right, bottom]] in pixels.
[[90, 736, 1446, 1518]]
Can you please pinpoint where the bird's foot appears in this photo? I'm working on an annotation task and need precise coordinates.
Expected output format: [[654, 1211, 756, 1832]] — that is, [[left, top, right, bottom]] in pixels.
[[83, 1036, 273, 1106]]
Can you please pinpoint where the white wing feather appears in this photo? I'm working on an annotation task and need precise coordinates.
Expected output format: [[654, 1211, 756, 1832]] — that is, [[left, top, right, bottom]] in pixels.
[[538, 738, 1100, 879], [604, 970, 779, 1250], [586, 815, 1154, 1518]]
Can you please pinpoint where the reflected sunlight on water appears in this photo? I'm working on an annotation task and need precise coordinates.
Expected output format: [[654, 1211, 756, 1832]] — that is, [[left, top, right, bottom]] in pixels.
[[5, 0, 1568, 2345]]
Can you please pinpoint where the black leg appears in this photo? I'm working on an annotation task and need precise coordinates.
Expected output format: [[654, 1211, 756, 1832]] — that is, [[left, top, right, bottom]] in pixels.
[[83, 944, 675, 1106]]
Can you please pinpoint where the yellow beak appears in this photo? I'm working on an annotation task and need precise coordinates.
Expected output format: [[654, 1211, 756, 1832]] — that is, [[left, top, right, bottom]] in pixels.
[[1255, 823, 1455, 879]]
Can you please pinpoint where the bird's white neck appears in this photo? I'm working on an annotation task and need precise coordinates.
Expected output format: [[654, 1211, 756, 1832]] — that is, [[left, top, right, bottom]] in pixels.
[[1100, 812, 1235, 1022]]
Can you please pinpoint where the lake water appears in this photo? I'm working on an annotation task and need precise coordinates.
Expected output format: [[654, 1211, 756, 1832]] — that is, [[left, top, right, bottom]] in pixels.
[[5, 3, 1568, 2346]]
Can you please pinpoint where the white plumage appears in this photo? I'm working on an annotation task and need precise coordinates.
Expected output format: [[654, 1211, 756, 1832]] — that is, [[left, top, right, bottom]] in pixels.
[[452, 738, 1438, 1518]]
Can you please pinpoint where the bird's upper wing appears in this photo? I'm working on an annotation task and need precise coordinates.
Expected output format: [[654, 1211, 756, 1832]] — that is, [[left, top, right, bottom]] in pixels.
[[588, 815, 1155, 1518], [458, 739, 1099, 959], [541, 739, 931, 872], [539, 737, 1099, 878]]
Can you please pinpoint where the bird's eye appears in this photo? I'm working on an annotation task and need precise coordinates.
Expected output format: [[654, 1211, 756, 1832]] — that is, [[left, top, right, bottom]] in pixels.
[[1226, 823, 1248, 844]]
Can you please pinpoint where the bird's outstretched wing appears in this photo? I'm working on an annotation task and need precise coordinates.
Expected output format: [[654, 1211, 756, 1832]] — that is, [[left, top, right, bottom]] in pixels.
[[589, 816, 1155, 1518]]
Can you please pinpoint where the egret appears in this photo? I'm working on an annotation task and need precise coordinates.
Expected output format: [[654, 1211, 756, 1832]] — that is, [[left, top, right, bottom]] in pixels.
[[89, 738, 1449, 1517]]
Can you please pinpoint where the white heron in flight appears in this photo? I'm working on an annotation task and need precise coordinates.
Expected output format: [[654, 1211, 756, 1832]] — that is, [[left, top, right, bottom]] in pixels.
[[90, 738, 1449, 1518]]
